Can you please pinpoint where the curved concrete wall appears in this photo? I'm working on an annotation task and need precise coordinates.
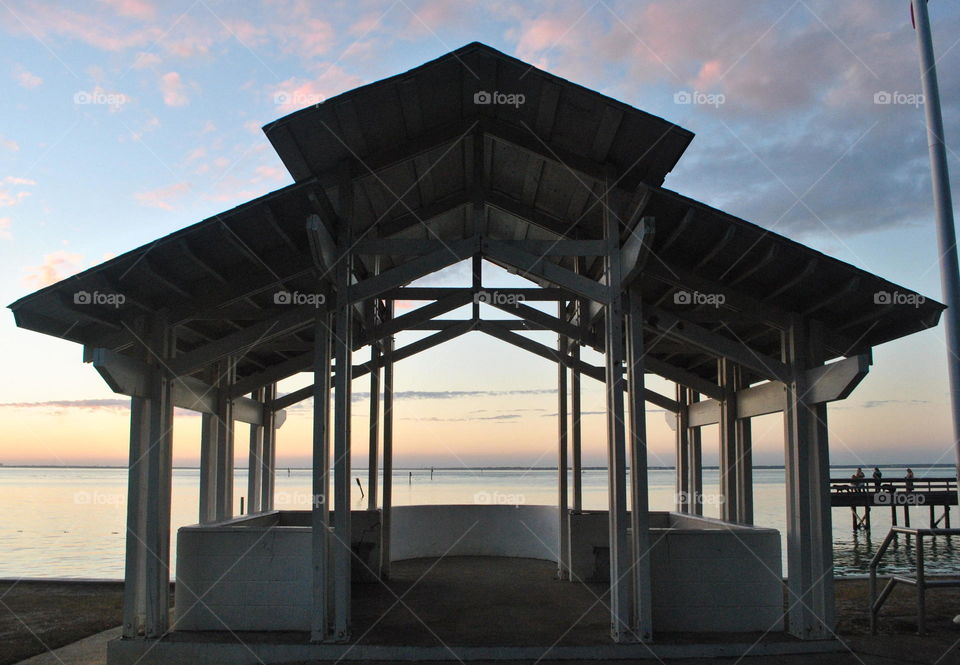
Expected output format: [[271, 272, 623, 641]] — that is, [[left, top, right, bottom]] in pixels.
[[390, 504, 560, 562]]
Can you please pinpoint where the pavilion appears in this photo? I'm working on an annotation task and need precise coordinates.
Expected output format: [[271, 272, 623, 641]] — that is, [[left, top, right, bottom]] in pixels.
[[8, 43, 945, 662]]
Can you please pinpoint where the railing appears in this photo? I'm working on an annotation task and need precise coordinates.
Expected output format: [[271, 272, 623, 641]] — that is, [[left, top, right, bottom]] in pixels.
[[868, 526, 960, 634], [829, 476, 956, 494]]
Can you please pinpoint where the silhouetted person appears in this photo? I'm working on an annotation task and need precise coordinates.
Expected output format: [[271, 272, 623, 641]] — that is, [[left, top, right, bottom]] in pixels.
[[872, 467, 882, 491], [905, 468, 915, 492], [854, 467, 865, 490]]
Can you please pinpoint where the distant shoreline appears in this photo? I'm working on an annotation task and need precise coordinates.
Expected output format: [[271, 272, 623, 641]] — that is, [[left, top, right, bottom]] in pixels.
[[1, 463, 955, 471]]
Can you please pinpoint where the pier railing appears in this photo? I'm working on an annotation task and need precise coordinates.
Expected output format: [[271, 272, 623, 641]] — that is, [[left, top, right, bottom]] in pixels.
[[829, 476, 957, 494], [869, 526, 960, 634]]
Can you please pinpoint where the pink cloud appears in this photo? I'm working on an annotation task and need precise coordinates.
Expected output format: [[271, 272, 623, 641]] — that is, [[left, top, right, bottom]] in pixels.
[[22, 251, 85, 288], [134, 181, 189, 210], [692, 59, 723, 91], [14, 67, 43, 89], [131, 51, 162, 69], [0, 217, 11, 240], [254, 165, 287, 181], [0, 177, 36, 208], [7, 4, 161, 52], [159, 71, 189, 106], [0, 136, 18, 152], [272, 66, 363, 113], [100, 0, 155, 21]]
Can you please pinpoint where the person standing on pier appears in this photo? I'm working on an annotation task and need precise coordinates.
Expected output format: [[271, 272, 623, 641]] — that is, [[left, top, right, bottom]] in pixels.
[[905, 468, 915, 492], [872, 467, 882, 491]]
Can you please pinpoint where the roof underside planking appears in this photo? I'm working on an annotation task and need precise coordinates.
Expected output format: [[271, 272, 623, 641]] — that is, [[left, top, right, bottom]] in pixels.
[[7, 42, 944, 396]]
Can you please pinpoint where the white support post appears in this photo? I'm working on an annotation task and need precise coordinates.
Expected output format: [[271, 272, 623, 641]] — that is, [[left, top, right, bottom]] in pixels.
[[198, 367, 219, 524], [122, 395, 149, 637], [603, 173, 633, 642], [735, 367, 754, 524], [571, 342, 583, 512], [367, 343, 380, 511], [557, 302, 570, 580], [626, 286, 653, 641], [675, 385, 690, 513], [311, 310, 333, 642], [381, 303, 395, 580], [261, 383, 277, 511], [247, 386, 265, 514], [688, 389, 703, 516], [331, 175, 354, 642], [719, 358, 739, 522], [783, 316, 835, 639], [214, 358, 235, 521], [143, 321, 174, 638]]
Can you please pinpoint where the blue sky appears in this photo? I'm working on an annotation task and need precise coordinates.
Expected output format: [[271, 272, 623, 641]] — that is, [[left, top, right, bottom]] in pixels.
[[1, 0, 959, 468]]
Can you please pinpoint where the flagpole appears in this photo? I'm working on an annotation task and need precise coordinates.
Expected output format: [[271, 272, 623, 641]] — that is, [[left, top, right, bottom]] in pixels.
[[911, 0, 960, 504]]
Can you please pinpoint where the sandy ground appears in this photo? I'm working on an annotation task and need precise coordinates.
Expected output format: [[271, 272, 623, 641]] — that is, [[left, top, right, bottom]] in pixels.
[[1, 577, 959, 665]]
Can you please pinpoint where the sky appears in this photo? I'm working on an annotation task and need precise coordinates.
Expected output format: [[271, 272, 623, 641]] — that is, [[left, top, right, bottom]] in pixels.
[[0, 0, 959, 471]]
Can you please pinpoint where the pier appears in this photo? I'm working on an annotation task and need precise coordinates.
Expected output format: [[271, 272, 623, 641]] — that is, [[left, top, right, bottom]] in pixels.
[[830, 477, 958, 531]]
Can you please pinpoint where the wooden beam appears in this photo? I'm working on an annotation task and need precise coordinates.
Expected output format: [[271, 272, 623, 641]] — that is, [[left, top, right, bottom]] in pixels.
[[476, 321, 678, 412], [620, 217, 654, 285], [357, 289, 473, 347], [91, 348, 272, 425], [482, 239, 609, 304], [685, 353, 872, 426], [348, 238, 477, 304], [645, 304, 792, 383], [168, 305, 320, 377]]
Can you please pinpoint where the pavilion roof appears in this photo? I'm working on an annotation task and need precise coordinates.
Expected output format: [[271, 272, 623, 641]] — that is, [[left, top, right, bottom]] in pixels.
[[8, 42, 943, 390]]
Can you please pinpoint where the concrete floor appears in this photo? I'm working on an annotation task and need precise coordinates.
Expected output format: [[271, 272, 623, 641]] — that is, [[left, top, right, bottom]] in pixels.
[[22, 557, 960, 664]]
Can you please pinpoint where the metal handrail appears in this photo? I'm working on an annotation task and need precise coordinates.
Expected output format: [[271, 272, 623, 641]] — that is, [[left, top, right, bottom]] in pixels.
[[869, 526, 960, 634], [830, 477, 956, 493]]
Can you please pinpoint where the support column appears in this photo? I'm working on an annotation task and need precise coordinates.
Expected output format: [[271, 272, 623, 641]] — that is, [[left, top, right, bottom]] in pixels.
[[557, 302, 570, 580], [261, 383, 277, 511], [687, 389, 703, 516], [572, 260, 585, 512], [214, 358, 236, 521], [312, 310, 333, 641], [735, 367, 754, 524], [602, 175, 633, 642], [246, 387, 265, 514], [719, 359, 739, 521], [675, 385, 690, 512], [380, 303, 396, 580], [198, 367, 219, 524], [331, 176, 354, 641], [122, 395, 149, 637], [571, 343, 583, 512], [626, 286, 653, 641], [783, 317, 835, 639], [143, 321, 174, 638], [367, 343, 380, 510]]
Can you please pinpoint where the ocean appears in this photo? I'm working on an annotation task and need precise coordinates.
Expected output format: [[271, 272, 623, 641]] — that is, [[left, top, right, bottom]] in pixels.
[[1, 465, 956, 579]]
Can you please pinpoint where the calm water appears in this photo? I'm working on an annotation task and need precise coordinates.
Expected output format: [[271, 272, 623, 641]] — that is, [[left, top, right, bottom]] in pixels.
[[1, 466, 957, 579]]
